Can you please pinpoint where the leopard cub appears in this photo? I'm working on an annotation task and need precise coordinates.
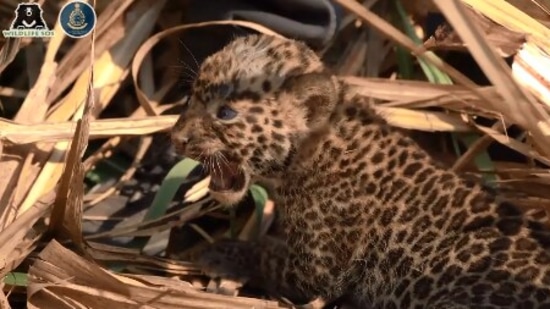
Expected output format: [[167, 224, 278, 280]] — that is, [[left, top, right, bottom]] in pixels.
[[172, 33, 550, 308]]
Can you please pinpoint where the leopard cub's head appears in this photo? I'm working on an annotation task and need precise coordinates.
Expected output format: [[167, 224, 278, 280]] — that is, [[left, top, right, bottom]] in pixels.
[[172, 34, 339, 205]]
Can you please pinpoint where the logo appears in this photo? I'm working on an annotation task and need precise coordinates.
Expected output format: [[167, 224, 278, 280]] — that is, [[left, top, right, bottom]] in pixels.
[[2, 2, 54, 38], [58, 1, 96, 38]]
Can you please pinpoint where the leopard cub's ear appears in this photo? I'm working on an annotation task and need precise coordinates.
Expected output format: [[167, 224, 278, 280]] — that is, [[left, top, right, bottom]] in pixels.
[[281, 71, 340, 128]]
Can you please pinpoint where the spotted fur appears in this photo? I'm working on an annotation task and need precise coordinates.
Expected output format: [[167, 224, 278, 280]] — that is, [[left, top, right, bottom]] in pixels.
[[172, 34, 550, 308]]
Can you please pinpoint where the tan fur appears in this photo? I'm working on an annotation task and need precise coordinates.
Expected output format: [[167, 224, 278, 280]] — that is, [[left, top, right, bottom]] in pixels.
[[172, 34, 550, 308]]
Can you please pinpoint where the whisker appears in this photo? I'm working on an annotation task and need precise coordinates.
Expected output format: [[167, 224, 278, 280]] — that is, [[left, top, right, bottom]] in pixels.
[[178, 40, 200, 73], [176, 62, 198, 78], [171, 64, 197, 75], [209, 154, 216, 176], [171, 64, 199, 84], [218, 152, 230, 166], [214, 152, 223, 180], [195, 151, 206, 172], [204, 153, 211, 174]]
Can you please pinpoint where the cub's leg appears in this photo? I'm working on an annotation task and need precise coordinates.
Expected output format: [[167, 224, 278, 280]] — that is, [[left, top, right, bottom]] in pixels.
[[196, 236, 321, 304]]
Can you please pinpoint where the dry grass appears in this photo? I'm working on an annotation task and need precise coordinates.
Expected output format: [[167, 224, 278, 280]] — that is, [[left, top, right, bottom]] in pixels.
[[0, 0, 549, 308]]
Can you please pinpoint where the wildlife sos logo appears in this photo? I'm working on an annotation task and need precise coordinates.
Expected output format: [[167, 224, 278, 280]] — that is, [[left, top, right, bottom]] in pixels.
[[2, 2, 54, 38], [58, 1, 96, 38]]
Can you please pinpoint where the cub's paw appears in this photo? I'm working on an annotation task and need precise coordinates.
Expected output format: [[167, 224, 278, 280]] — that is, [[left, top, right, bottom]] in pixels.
[[195, 239, 259, 283]]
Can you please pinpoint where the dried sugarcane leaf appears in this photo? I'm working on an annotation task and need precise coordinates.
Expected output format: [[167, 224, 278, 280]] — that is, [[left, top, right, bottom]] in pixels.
[[28, 240, 285, 309]]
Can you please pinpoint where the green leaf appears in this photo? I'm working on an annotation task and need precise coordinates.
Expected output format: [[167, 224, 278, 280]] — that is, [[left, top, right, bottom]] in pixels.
[[129, 158, 200, 250], [394, 0, 453, 85], [225, 184, 268, 239], [458, 134, 497, 186], [249, 184, 268, 237], [85, 153, 130, 184], [396, 46, 414, 79], [4, 272, 27, 287]]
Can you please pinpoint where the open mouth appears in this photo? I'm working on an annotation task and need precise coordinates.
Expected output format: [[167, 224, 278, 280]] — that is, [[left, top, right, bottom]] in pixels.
[[207, 160, 247, 193]]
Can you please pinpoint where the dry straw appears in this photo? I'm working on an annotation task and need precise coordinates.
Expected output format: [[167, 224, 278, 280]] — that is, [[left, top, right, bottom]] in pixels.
[[0, 0, 549, 307]]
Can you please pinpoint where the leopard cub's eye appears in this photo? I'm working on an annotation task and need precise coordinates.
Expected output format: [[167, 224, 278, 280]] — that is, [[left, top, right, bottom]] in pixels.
[[216, 105, 238, 120]]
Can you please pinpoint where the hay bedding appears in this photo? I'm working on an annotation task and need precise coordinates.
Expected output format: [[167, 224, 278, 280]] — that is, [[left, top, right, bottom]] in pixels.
[[0, 0, 549, 308]]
